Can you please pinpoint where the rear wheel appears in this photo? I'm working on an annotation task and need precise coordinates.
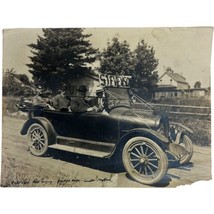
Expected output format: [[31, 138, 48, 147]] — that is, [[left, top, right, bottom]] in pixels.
[[122, 137, 168, 185], [27, 123, 49, 156]]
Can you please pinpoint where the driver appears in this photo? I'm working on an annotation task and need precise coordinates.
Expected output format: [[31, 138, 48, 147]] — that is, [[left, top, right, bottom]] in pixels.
[[70, 85, 97, 113]]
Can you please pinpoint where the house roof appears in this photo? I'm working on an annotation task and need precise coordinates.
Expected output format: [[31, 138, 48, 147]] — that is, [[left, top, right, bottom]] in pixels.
[[159, 71, 189, 84]]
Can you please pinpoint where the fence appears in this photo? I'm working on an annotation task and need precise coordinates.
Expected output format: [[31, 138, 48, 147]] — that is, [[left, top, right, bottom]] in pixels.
[[132, 102, 211, 117]]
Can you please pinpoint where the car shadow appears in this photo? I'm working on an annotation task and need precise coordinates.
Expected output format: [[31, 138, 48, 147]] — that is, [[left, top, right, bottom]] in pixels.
[[45, 148, 193, 187], [125, 173, 173, 187], [46, 148, 126, 173], [155, 162, 194, 187], [169, 161, 193, 170], [125, 161, 193, 187], [47, 148, 174, 187]]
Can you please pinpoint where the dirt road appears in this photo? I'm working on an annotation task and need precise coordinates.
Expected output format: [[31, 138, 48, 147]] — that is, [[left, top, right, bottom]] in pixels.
[[1, 116, 212, 187]]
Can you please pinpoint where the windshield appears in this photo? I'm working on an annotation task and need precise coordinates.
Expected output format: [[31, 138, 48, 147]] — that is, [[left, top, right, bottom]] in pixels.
[[105, 87, 131, 109]]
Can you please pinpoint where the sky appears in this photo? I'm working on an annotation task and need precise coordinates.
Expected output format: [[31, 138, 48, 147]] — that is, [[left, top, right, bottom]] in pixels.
[[2, 27, 213, 88]]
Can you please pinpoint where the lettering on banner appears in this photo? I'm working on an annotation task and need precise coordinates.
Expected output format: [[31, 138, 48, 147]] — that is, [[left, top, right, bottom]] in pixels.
[[99, 74, 131, 88]]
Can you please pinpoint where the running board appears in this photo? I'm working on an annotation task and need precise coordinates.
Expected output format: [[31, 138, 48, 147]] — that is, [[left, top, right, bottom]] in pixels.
[[48, 144, 111, 158], [48, 135, 115, 158]]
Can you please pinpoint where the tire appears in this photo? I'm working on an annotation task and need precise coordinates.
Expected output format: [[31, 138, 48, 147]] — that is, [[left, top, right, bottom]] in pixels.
[[178, 134, 193, 165], [27, 123, 49, 156], [122, 137, 168, 185]]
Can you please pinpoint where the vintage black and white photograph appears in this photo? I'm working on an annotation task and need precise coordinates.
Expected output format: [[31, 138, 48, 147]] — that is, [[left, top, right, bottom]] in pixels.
[[1, 27, 213, 187]]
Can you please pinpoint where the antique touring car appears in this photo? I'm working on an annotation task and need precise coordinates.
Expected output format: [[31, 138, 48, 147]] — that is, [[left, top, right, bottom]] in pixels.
[[16, 75, 193, 185]]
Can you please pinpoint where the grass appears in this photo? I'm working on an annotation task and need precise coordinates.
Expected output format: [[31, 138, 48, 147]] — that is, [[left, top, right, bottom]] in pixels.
[[169, 114, 211, 146], [2, 96, 20, 114]]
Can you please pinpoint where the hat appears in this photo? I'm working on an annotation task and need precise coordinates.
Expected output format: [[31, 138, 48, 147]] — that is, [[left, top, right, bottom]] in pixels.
[[96, 86, 104, 94], [77, 85, 88, 92], [60, 84, 67, 91]]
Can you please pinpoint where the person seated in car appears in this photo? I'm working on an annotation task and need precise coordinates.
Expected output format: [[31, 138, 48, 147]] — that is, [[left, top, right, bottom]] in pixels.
[[42, 94, 56, 110], [70, 85, 97, 113], [53, 85, 71, 111], [91, 86, 109, 113], [32, 85, 48, 107]]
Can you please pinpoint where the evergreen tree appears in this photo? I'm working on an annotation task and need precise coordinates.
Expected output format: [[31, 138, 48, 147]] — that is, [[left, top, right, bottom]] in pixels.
[[27, 28, 98, 91], [99, 37, 134, 75]]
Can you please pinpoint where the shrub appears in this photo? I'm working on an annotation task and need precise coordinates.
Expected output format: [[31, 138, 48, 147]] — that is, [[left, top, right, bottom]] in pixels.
[[169, 115, 211, 146]]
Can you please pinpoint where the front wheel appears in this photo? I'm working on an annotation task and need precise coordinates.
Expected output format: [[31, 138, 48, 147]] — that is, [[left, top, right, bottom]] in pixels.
[[122, 137, 168, 185], [178, 134, 193, 165], [27, 123, 49, 156]]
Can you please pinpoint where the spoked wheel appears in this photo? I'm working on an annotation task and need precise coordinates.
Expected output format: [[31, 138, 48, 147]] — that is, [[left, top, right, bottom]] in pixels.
[[178, 134, 193, 165], [27, 123, 49, 156], [122, 137, 168, 185]]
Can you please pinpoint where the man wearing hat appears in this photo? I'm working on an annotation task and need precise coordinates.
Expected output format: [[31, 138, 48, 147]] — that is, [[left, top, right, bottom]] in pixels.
[[53, 85, 71, 111], [70, 85, 97, 113], [91, 86, 108, 113]]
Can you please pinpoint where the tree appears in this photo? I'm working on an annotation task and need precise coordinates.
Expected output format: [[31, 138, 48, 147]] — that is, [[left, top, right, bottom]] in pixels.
[[194, 81, 201, 88], [131, 40, 159, 97], [99, 38, 159, 99], [99, 37, 134, 75], [166, 66, 174, 73], [27, 28, 98, 92], [3, 68, 18, 95], [14, 73, 31, 86], [3, 68, 32, 96]]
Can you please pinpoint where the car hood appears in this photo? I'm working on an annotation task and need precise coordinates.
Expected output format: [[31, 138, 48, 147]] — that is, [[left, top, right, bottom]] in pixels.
[[110, 107, 162, 130]]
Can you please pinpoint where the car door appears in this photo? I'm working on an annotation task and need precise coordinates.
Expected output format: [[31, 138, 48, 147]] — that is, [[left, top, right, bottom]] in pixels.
[[75, 112, 119, 144], [43, 110, 119, 144]]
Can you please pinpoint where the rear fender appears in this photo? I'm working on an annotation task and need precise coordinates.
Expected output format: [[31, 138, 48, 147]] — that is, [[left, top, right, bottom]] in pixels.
[[21, 117, 56, 145]]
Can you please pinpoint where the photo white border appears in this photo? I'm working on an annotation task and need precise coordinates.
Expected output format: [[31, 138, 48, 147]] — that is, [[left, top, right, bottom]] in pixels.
[[0, 1, 213, 214]]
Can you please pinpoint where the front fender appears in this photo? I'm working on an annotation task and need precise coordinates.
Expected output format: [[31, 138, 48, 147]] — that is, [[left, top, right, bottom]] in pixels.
[[110, 128, 169, 158], [170, 122, 193, 134], [21, 117, 56, 145], [121, 128, 169, 147]]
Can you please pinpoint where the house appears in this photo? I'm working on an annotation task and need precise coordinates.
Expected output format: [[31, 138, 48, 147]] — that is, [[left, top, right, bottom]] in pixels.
[[154, 70, 190, 99], [157, 70, 190, 89], [153, 69, 210, 99], [185, 88, 210, 98], [153, 85, 185, 99]]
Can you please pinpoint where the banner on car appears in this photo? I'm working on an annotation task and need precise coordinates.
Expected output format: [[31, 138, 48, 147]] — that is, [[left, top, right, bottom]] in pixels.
[[99, 74, 132, 88]]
